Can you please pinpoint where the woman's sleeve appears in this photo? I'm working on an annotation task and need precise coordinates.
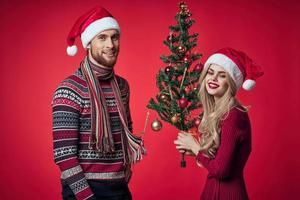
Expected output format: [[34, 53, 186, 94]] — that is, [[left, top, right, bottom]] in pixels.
[[196, 110, 242, 179]]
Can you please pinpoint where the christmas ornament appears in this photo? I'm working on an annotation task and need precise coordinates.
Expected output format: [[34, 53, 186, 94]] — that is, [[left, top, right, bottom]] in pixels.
[[165, 66, 172, 75], [177, 45, 186, 54], [194, 118, 201, 127], [184, 86, 191, 94], [171, 114, 180, 124], [159, 93, 171, 103], [179, 2, 187, 11], [183, 56, 190, 64], [151, 119, 162, 131], [167, 33, 174, 42], [178, 97, 189, 109], [194, 63, 203, 72]]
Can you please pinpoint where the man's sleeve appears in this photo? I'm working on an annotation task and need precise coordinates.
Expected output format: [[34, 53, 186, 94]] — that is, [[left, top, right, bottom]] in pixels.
[[52, 82, 95, 200]]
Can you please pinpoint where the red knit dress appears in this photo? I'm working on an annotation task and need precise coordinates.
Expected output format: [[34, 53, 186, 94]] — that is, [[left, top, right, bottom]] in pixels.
[[196, 106, 251, 200]]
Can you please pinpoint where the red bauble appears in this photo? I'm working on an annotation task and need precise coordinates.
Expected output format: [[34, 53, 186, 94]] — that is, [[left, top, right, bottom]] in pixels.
[[194, 118, 201, 127], [183, 56, 190, 64], [165, 66, 172, 75], [194, 63, 204, 72], [184, 86, 191, 94], [178, 98, 189, 109]]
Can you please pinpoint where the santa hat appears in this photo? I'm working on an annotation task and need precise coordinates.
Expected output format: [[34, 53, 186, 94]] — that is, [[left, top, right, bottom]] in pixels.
[[204, 47, 264, 91], [66, 6, 120, 56]]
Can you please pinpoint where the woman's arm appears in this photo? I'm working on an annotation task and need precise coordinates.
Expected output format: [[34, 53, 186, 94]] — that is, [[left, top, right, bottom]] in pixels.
[[196, 111, 242, 179]]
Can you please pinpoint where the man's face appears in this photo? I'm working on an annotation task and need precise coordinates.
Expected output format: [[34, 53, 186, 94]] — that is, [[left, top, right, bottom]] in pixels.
[[89, 29, 120, 67]]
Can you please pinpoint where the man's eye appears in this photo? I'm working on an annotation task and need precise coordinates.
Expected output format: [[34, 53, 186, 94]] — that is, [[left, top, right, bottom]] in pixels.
[[98, 36, 106, 40], [112, 35, 120, 41], [208, 71, 213, 75]]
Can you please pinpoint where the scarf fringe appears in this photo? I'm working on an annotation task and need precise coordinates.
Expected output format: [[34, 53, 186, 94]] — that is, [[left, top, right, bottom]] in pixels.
[[81, 56, 146, 164]]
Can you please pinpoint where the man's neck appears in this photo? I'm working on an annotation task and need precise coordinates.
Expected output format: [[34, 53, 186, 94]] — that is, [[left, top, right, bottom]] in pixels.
[[87, 50, 103, 68]]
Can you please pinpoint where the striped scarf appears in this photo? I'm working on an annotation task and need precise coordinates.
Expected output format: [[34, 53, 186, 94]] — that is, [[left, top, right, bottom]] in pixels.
[[80, 57, 145, 165]]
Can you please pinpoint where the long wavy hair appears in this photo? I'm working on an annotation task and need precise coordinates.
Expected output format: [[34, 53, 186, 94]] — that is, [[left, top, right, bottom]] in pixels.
[[197, 64, 243, 158]]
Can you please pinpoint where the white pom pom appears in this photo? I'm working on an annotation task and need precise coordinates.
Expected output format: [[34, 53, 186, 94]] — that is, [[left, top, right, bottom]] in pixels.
[[66, 45, 78, 56], [242, 79, 256, 91]]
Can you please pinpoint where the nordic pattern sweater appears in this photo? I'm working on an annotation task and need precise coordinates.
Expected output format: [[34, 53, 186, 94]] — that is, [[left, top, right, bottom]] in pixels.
[[52, 69, 132, 200]]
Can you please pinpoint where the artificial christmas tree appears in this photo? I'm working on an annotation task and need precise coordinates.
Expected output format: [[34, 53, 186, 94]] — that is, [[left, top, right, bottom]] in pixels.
[[147, 1, 203, 167]]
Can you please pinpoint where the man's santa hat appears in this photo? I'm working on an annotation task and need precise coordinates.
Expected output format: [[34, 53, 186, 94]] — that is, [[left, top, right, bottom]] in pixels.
[[204, 47, 264, 91], [66, 6, 120, 56]]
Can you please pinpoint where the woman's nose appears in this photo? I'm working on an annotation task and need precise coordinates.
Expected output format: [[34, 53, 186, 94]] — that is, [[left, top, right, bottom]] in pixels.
[[212, 74, 218, 81]]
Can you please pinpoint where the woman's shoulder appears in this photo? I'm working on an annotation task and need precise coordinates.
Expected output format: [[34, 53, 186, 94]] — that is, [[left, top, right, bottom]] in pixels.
[[222, 105, 250, 128]]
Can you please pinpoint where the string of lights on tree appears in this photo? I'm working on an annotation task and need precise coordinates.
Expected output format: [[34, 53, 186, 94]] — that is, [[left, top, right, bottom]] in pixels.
[[147, 1, 204, 167]]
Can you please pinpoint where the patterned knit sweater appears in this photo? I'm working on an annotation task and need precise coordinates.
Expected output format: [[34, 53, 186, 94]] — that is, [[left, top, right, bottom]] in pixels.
[[52, 68, 132, 200], [196, 107, 251, 200]]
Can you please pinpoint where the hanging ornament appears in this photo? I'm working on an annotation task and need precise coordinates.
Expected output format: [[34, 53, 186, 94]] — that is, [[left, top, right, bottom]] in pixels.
[[165, 66, 172, 75], [171, 114, 180, 124], [184, 85, 191, 94], [193, 63, 204, 72], [194, 118, 201, 127], [178, 97, 189, 109], [183, 55, 190, 64], [177, 45, 186, 54], [151, 119, 162, 131], [159, 93, 171, 103], [167, 32, 174, 42]]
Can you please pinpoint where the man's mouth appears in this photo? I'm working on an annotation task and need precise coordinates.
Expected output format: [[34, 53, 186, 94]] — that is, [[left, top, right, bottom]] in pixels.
[[103, 51, 116, 57]]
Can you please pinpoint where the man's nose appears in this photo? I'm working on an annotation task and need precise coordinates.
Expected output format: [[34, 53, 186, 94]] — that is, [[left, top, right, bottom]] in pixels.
[[105, 38, 113, 48]]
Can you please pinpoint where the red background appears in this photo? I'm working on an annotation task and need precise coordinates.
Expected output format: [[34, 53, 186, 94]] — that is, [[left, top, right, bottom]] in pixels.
[[1, 0, 299, 199]]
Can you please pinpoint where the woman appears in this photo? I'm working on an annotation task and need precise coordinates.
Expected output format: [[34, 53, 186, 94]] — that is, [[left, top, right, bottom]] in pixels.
[[174, 47, 263, 200]]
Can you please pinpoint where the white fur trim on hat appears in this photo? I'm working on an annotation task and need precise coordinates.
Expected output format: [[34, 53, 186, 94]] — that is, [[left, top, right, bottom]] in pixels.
[[204, 53, 244, 89], [66, 45, 78, 56], [242, 79, 256, 91], [81, 17, 120, 48]]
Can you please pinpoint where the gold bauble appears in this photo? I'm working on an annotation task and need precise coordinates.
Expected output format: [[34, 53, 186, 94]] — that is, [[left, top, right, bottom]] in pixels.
[[151, 119, 162, 131], [177, 45, 186, 54], [171, 114, 180, 124], [159, 93, 170, 103]]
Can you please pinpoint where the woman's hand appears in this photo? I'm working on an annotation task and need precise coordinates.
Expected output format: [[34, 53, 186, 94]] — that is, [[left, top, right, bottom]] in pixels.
[[174, 131, 201, 155], [178, 149, 195, 156]]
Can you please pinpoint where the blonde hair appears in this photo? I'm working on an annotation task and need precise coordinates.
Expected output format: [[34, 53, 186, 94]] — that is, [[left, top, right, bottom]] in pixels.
[[197, 65, 242, 158]]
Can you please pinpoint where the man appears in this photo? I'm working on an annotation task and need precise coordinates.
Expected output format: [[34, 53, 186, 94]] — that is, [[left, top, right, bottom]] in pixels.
[[52, 6, 145, 200]]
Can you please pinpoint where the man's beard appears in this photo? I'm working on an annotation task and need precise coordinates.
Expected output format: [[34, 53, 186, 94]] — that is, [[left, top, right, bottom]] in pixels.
[[90, 49, 118, 68]]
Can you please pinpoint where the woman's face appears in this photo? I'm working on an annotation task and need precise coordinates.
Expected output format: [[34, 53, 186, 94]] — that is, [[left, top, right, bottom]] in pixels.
[[205, 64, 229, 100]]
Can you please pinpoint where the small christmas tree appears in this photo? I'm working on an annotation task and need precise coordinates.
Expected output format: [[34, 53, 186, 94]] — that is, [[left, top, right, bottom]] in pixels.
[[147, 1, 203, 167]]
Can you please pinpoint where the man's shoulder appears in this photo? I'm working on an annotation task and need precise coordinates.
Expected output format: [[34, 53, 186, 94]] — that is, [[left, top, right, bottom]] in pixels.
[[57, 68, 87, 88], [53, 68, 88, 98], [115, 74, 130, 88]]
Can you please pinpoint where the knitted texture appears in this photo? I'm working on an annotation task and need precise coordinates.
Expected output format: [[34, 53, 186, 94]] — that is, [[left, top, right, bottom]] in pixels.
[[196, 107, 251, 200], [52, 69, 132, 200]]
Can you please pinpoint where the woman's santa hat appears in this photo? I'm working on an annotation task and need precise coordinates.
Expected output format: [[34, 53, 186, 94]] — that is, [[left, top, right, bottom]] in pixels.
[[204, 47, 264, 91], [66, 6, 120, 56]]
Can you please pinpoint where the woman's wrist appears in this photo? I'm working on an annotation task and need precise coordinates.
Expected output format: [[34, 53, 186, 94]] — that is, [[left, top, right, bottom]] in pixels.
[[191, 143, 201, 155]]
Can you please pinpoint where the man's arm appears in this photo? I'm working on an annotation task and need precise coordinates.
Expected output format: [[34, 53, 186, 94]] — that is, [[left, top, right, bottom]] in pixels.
[[52, 81, 95, 200]]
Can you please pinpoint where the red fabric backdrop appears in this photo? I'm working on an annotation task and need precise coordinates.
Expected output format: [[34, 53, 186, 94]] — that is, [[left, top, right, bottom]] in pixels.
[[0, 0, 299, 199]]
